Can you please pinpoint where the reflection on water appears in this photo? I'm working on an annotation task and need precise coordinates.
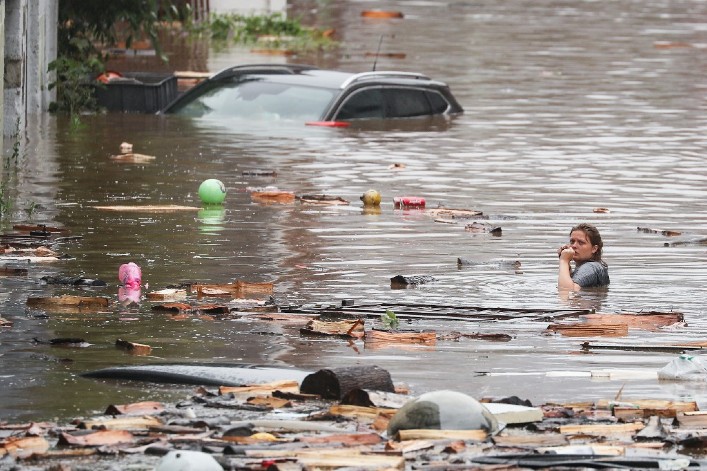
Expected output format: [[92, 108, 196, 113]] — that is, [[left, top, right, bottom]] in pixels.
[[2, 0, 707, 421]]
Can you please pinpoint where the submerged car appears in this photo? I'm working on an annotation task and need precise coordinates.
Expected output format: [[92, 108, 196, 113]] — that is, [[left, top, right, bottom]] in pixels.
[[160, 64, 463, 124]]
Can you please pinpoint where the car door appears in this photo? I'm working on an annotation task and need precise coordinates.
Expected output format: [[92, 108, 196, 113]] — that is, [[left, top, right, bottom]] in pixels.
[[333, 86, 449, 120]]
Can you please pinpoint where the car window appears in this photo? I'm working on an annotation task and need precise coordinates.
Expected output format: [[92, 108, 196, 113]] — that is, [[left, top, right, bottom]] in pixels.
[[335, 89, 385, 120], [384, 88, 432, 118], [171, 80, 337, 121], [426, 91, 450, 114]]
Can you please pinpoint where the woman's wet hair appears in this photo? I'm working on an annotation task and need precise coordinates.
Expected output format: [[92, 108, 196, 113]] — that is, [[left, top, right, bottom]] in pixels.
[[571, 223, 603, 261]]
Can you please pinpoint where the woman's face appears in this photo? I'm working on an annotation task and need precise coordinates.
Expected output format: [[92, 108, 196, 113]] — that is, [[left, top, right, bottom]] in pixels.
[[569, 230, 598, 262]]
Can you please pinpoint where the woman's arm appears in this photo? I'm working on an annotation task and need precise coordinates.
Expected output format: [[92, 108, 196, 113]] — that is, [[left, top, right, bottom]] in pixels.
[[558, 248, 580, 290]]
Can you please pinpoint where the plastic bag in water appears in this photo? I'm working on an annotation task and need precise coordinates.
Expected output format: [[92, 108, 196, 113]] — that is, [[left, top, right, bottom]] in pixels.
[[657, 354, 707, 381]]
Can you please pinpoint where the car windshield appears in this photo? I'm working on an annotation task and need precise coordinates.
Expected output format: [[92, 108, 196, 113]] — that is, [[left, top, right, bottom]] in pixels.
[[169, 78, 338, 121]]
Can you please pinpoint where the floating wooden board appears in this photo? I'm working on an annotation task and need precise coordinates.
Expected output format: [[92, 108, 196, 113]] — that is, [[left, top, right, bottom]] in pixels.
[[105, 401, 165, 416], [584, 312, 684, 330], [219, 380, 300, 396], [546, 322, 628, 337], [79, 416, 162, 431], [93, 205, 200, 212], [559, 421, 644, 435], [396, 429, 487, 441], [27, 295, 110, 309], [109, 153, 156, 163], [194, 280, 273, 298], [146, 288, 187, 301], [300, 318, 364, 339], [364, 329, 436, 346]]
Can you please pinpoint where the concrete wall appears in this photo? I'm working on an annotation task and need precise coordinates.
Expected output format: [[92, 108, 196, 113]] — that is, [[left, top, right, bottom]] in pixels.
[[2, 0, 57, 138], [0, 2, 5, 150]]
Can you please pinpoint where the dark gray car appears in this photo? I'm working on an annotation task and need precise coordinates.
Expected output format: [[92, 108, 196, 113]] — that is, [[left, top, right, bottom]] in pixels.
[[160, 64, 463, 124]]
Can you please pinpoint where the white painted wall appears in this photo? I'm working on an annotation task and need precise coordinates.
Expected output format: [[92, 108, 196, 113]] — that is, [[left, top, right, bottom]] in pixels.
[[209, 0, 286, 16]]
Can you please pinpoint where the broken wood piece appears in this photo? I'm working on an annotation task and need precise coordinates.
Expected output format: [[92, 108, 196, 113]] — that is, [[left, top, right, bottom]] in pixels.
[[297, 194, 349, 205], [0, 436, 50, 458], [546, 322, 628, 337], [300, 365, 396, 399], [115, 339, 152, 355], [676, 411, 707, 428], [340, 389, 410, 409], [327, 404, 398, 420], [109, 153, 156, 163], [493, 433, 568, 447], [583, 312, 684, 331], [12, 224, 69, 233], [247, 396, 292, 409], [395, 429, 487, 441], [193, 280, 273, 298], [26, 295, 110, 309], [57, 430, 135, 446], [299, 318, 364, 339], [251, 190, 296, 204], [298, 432, 382, 445], [0, 317, 12, 327], [219, 380, 300, 396], [93, 205, 200, 212], [105, 401, 165, 416], [79, 415, 163, 430], [426, 207, 483, 219], [364, 329, 437, 347], [597, 399, 697, 416], [151, 302, 191, 313], [0, 267, 28, 276], [146, 288, 187, 301], [390, 274, 437, 288], [297, 453, 404, 470], [559, 421, 644, 435], [462, 332, 513, 342], [465, 221, 502, 235], [637, 227, 682, 237]]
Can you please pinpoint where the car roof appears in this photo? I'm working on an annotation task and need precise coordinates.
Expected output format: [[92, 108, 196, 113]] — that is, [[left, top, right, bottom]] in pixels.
[[208, 64, 449, 90]]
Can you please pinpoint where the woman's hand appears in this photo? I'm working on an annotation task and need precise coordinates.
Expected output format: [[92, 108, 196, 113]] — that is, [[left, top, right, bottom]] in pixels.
[[559, 247, 574, 262]]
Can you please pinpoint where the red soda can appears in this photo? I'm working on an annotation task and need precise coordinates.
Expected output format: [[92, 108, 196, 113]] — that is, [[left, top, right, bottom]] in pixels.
[[394, 196, 426, 208]]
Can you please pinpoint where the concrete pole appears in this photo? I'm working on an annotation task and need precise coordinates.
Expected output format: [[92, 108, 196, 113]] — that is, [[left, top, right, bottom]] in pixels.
[[0, 1, 5, 150], [26, 0, 57, 114], [3, 0, 26, 138]]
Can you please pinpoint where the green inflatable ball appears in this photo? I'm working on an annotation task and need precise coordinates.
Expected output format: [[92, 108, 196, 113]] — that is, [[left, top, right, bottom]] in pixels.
[[198, 179, 227, 205]]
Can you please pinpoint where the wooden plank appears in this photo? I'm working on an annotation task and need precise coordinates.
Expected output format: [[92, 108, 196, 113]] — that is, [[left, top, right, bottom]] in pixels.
[[104, 401, 164, 416], [300, 318, 365, 339], [546, 323, 628, 337], [676, 411, 707, 428], [396, 429, 487, 441], [493, 433, 568, 447], [597, 399, 697, 413], [219, 380, 300, 396], [79, 416, 163, 430], [328, 405, 398, 420], [27, 295, 110, 308], [583, 312, 684, 330], [364, 330, 437, 345], [297, 453, 404, 470], [93, 205, 200, 212], [559, 421, 644, 435]]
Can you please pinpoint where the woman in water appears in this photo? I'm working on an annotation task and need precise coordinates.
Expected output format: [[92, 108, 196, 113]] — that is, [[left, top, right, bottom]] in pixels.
[[558, 223, 609, 290]]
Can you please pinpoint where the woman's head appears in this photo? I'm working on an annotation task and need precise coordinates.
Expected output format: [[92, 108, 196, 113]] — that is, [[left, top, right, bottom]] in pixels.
[[569, 223, 603, 262]]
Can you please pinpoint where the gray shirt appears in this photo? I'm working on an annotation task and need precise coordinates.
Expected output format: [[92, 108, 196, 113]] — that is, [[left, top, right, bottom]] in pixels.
[[571, 260, 610, 288]]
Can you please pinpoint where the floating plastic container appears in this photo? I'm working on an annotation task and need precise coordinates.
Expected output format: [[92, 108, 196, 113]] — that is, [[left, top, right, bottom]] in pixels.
[[94, 72, 177, 113], [394, 196, 426, 208]]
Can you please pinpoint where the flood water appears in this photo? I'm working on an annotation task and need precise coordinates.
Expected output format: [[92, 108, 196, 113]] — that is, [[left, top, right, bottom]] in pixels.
[[2, 0, 707, 422]]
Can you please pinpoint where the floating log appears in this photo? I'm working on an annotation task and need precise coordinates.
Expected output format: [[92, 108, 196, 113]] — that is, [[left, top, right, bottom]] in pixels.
[[300, 318, 364, 339], [27, 295, 110, 309], [300, 366, 395, 399], [390, 275, 437, 288], [546, 322, 628, 337], [115, 339, 152, 355]]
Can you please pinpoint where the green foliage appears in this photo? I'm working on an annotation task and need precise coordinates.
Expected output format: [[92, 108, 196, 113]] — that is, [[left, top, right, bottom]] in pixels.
[[188, 12, 337, 52], [48, 55, 103, 116], [380, 309, 400, 331], [50, 0, 176, 114]]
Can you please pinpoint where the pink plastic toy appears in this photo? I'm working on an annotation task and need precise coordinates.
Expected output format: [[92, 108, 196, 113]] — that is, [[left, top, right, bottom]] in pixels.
[[118, 262, 142, 289]]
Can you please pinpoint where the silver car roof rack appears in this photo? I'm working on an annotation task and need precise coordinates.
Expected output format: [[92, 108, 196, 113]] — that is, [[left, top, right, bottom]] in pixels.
[[340, 71, 431, 89], [213, 64, 319, 80]]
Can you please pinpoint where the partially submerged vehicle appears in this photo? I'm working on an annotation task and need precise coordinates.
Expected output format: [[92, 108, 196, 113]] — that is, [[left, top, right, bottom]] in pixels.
[[160, 64, 463, 125]]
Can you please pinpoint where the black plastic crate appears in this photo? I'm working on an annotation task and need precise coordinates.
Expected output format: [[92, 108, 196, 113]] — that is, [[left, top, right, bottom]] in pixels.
[[94, 72, 177, 113]]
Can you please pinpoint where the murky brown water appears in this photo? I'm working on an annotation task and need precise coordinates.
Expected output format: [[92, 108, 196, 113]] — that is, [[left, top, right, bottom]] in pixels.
[[2, 0, 707, 421]]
